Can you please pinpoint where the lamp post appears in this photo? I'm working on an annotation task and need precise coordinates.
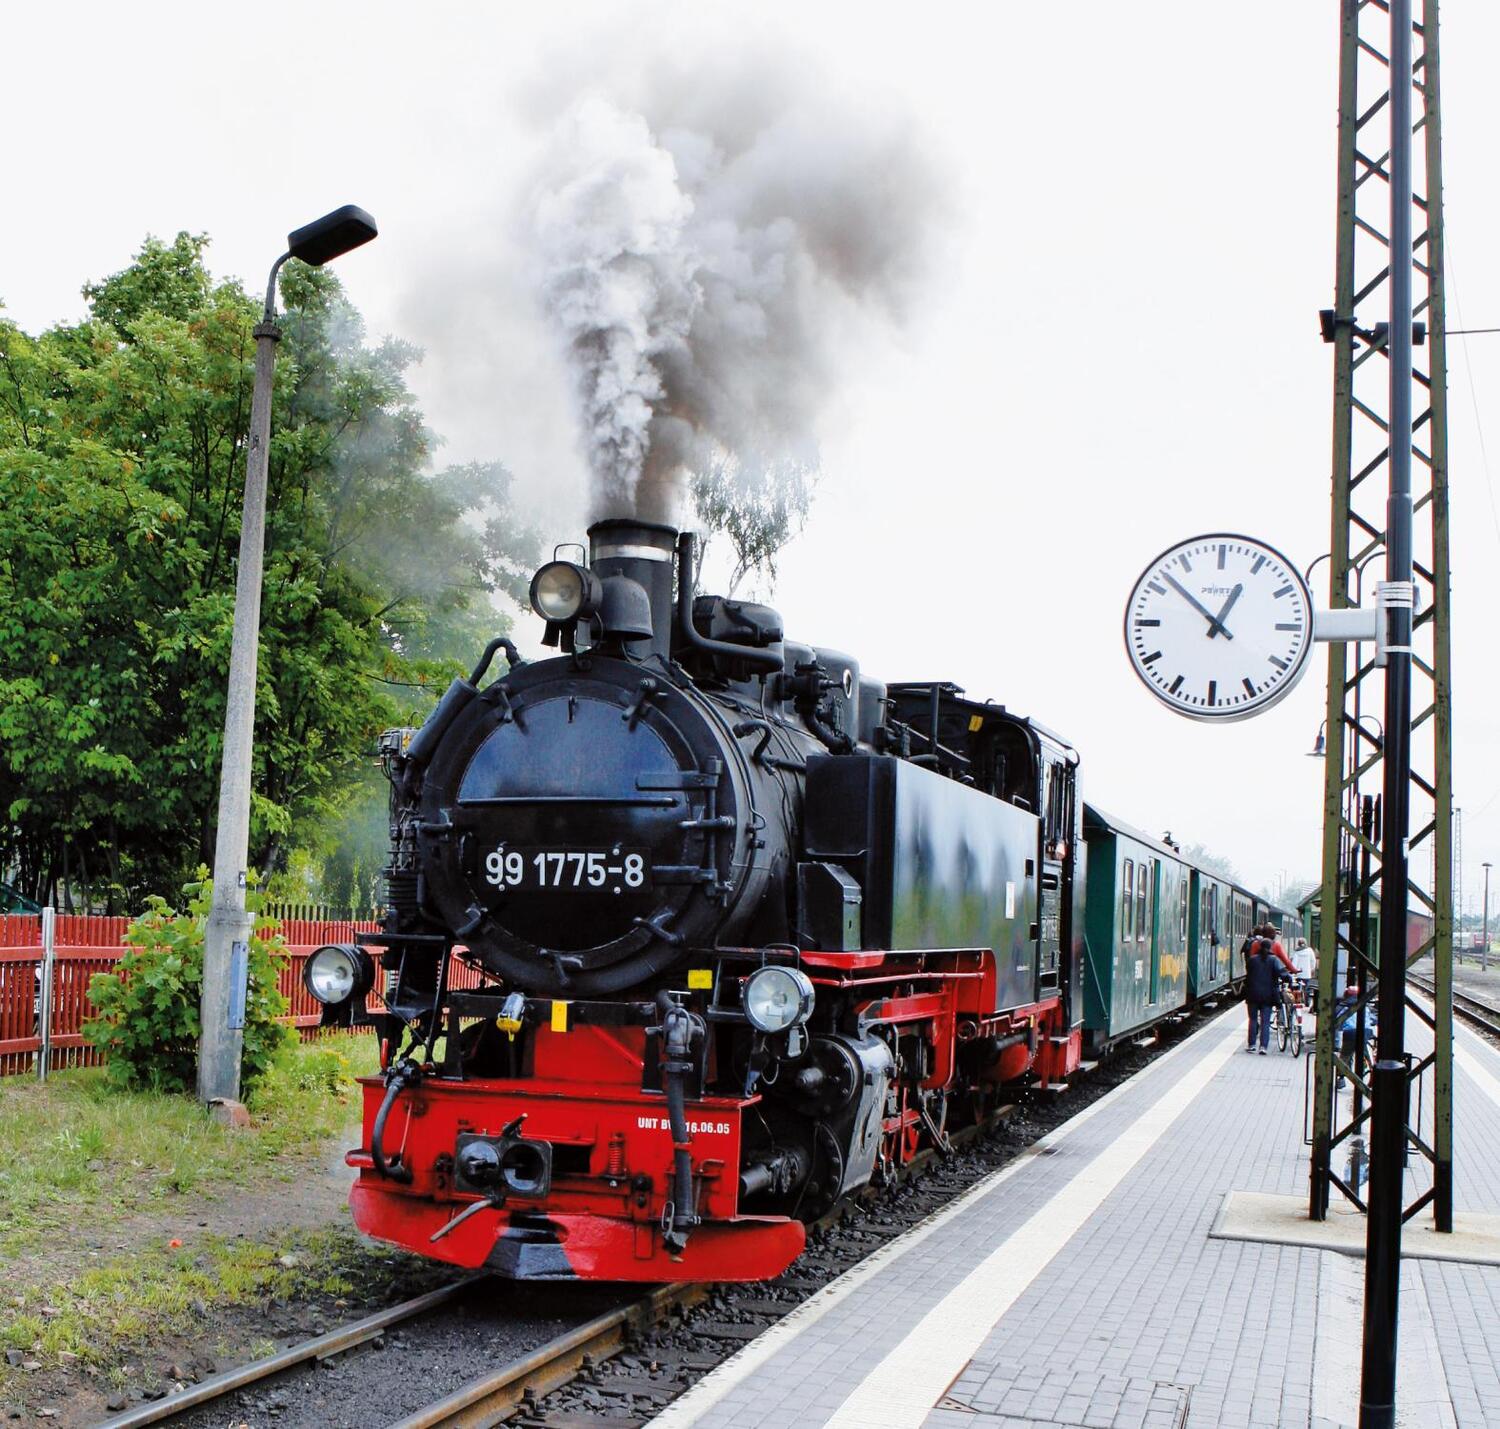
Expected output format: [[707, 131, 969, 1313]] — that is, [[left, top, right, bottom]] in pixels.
[[1483, 863, 1492, 973], [198, 206, 378, 1112]]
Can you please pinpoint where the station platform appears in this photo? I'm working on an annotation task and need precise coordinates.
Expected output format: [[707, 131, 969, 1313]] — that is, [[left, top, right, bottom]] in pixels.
[[650, 1001, 1500, 1429]]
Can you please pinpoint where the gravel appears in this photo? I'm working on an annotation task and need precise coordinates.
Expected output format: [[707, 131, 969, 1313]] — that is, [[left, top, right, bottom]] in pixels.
[[166, 1281, 633, 1429]]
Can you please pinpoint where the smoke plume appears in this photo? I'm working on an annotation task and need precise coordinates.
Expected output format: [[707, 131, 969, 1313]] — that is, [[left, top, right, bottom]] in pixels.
[[528, 62, 940, 525]]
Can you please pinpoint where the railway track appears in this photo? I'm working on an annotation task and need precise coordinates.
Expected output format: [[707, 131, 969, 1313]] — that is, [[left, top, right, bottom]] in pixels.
[[97, 1279, 481, 1429], [104, 1017, 1196, 1429], [1408, 972, 1500, 1039], [100, 1101, 1015, 1429]]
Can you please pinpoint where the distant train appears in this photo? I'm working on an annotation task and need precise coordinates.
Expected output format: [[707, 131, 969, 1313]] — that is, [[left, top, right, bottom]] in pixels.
[[301, 518, 1290, 1282]]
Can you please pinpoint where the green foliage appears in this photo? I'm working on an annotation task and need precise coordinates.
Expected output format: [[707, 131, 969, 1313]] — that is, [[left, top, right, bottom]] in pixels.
[[691, 454, 813, 595], [83, 874, 292, 1093], [0, 234, 540, 907], [1180, 843, 1240, 885]]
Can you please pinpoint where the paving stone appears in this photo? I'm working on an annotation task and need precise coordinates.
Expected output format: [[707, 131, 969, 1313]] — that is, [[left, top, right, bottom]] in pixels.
[[656, 1009, 1500, 1429]]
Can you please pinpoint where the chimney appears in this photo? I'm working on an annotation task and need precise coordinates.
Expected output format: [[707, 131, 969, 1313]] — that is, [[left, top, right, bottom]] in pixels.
[[587, 520, 678, 661]]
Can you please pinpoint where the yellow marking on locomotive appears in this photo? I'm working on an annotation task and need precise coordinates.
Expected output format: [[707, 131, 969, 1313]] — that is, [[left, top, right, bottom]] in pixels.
[[968, 714, 984, 732], [550, 1001, 569, 1033], [688, 968, 713, 990], [497, 1007, 524, 1039]]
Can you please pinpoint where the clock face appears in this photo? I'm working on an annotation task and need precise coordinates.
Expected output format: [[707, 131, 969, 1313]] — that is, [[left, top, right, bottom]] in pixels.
[[1124, 534, 1314, 722]]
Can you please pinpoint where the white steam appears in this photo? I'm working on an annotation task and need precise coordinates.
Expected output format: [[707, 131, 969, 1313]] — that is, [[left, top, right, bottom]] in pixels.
[[529, 77, 938, 525]]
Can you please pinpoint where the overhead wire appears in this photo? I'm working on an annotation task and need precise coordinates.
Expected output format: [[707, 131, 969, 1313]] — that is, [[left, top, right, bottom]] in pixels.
[[1446, 251, 1500, 547]]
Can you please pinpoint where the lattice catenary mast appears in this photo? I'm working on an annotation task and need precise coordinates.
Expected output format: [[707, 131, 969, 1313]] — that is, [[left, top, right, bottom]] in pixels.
[[1307, 0, 1454, 1234]]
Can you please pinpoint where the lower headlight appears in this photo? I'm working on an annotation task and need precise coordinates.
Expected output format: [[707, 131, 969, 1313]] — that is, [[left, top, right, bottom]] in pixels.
[[743, 965, 815, 1034], [303, 944, 374, 1006]]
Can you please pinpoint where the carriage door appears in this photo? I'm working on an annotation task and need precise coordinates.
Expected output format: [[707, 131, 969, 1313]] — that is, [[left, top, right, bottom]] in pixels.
[[1148, 859, 1161, 1004], [1038, 756, 1072, 1000], [1209, 885, 1223, 980]]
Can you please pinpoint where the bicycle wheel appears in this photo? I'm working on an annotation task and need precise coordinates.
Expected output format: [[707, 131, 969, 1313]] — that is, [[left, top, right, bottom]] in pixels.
[[1277, 1013, 1290, 1053], [1291, 1022, 1304, 1057]]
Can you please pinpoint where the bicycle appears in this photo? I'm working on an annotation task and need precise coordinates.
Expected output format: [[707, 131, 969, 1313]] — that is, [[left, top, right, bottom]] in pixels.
[[1273, 982, 1304, 1056]]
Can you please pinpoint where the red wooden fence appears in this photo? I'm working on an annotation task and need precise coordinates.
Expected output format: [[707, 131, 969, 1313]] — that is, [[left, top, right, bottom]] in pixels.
[[0, 912, 484, 1079]]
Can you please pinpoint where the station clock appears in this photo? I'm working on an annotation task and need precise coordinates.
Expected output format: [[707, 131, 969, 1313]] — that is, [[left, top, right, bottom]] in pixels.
[[1124, 533, 1314, 722]]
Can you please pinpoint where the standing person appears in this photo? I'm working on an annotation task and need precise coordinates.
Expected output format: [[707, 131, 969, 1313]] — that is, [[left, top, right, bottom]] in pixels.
[[1291, 939, 1318, 1010], [1244, 922, 1297, 977], [1244, 934, 1288, 1054]]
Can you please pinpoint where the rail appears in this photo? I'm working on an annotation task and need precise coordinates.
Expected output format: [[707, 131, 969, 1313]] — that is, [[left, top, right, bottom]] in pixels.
[[94, 1277, 477, 1429], [1408, 973, 1500, 1040]]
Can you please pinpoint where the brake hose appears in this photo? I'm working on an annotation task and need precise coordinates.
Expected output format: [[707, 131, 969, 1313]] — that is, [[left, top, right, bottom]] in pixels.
[[372, 1057, 421, 1183]]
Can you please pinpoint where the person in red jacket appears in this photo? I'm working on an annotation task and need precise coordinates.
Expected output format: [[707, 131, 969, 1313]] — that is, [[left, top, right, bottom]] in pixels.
[[1242, 923, 1297, 977]]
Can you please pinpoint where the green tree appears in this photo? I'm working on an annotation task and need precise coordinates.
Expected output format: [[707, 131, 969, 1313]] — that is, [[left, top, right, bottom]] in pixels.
[[0, 235, 537, 908], [1180, 844, 1240, 885], [690, 456, 812, 595]]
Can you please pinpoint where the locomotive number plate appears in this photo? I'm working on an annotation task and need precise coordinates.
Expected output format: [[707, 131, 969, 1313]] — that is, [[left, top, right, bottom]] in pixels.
[[483, 846, 650, 896]]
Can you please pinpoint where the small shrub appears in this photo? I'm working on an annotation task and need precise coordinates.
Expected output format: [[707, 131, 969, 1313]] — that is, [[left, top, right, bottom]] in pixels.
[[84, 873, 293, 1095], [281, 1044, 355, 1097]]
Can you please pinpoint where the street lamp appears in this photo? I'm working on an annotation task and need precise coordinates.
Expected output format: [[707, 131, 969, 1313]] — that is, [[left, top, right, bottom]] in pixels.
[[1483, 862, 1492, 973], [198, 205, 378, 1113], [1308, 714, 1382, 759]]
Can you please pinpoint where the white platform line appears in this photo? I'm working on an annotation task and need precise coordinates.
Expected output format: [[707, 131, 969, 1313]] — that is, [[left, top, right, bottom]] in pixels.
[[1407, 989, 1500, 1109], [1314, 1250, 1457, 1429], [822, 1019, 1244, 1428], [648, 1006, 1241, 1429], [1455, 1028, 1500, 1109]]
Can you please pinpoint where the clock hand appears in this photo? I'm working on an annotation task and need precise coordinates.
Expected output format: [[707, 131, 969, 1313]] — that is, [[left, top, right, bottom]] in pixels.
[[1161, 571, 1234, 640], [1206, 583, 1244, 641]]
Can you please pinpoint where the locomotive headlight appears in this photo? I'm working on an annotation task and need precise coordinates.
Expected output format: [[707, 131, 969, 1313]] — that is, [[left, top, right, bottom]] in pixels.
[[743, 965, 815, 1034], [529, 561, 602, 623], [303, 944, 374, 1006]]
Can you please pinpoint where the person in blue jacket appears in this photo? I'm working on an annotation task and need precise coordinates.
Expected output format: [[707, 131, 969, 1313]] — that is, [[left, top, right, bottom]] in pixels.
[[1244, 935, 1292, 1054]]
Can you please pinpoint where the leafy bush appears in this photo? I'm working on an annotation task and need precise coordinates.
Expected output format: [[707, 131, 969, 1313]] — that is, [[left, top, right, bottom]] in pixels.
[[84, 873, 293, 1094], [269, 1043, 356, 1099]]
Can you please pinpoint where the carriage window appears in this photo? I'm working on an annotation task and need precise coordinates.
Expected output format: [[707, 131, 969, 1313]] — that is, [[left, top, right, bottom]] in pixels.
[[1136, 863, 1150, 943], [1122, 859, 1134, 939], [1179, 882, 1188, 943]]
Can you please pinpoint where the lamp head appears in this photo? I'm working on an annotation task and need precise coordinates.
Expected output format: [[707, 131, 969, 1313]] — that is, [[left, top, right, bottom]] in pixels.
[[287, 205, 378, 267]]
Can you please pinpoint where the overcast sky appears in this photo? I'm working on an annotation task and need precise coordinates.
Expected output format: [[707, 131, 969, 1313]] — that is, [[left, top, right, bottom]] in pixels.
[[6, 2, 1497, 908]]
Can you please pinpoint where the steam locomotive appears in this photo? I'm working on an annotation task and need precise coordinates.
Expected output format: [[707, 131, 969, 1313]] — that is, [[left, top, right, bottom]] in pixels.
[[303, 519, 1289, 1282]]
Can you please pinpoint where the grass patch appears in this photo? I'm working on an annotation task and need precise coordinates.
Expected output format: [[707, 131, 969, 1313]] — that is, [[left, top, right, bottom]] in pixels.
[[0, 1225, 430, 1398], [0, 1036, 380, 1260]]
